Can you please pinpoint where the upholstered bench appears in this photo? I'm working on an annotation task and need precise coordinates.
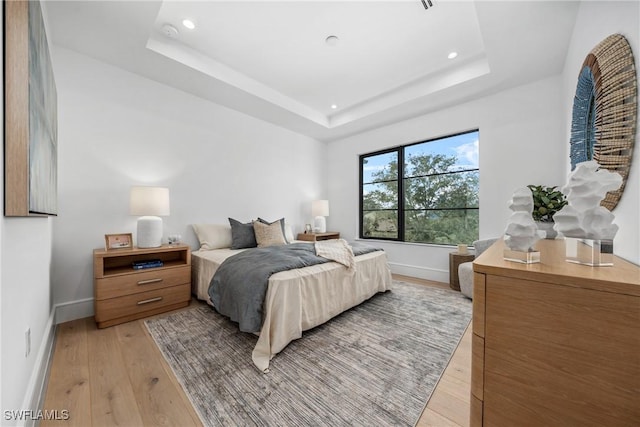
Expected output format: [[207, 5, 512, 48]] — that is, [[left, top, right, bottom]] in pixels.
[[459, 238, 498, 299]]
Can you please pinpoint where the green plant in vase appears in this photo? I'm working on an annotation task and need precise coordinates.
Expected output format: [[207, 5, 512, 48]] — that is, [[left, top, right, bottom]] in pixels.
[[527, 185, 568, 239]]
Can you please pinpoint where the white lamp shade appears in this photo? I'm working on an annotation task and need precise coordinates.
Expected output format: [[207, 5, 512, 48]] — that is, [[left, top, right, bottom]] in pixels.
[[130, 186, 170, 216], [312, 200, 329, 217]]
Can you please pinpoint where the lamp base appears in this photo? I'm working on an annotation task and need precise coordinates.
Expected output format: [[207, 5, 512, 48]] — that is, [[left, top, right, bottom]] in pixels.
[[313, 216, 326, 233], [137, 216, 163, 248]]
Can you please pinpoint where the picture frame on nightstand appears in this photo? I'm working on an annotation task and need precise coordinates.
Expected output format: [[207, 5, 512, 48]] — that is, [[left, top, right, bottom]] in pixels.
[[104, 233, 133, 250], [304, 224, 312, 233]]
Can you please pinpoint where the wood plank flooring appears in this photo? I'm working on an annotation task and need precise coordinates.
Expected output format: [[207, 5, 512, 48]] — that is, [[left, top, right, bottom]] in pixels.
[[42, 275, 471, 426]]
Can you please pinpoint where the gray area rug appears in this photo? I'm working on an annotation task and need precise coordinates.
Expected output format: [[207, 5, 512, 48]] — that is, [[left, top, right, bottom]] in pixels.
[[145, 281, 472, 426]]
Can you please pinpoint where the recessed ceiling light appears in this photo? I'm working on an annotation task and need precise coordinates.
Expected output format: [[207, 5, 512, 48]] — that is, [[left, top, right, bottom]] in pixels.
[[448, 51, 458, 59], [325, 35, 339, 46], [331, 104, 338, 110], [182, 19, 195, 30]]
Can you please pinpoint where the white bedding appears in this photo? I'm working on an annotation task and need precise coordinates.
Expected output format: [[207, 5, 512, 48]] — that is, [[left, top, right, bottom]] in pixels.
[[191, 246, 393, 371]]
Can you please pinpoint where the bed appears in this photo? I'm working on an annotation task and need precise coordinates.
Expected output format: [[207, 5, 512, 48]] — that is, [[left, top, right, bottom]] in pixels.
[[191, 222, 393, 372]]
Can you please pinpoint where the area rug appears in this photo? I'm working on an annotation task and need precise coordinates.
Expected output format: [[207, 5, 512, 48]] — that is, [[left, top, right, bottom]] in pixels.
[[145, 281, 471, 426]]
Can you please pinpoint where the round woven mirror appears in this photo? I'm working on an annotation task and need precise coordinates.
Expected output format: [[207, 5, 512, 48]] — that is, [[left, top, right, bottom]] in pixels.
[[569, 34, 637, 211]]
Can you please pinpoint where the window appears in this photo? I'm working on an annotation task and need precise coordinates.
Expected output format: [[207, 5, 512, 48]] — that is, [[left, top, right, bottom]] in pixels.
[[360, 130, 479, 245]]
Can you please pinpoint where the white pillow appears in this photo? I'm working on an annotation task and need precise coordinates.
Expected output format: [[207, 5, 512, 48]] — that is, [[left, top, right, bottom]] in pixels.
[[192, 224, 233, 250], [284, 223, 295, 243]]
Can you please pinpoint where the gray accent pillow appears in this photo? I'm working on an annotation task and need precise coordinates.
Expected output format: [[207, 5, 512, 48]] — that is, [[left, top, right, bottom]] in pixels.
[[257, 217, 289, 244], [228, 218, 257, 249]]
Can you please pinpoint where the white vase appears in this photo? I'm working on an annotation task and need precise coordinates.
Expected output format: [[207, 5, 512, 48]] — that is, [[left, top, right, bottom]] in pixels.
[[536, 221, 557, 239]]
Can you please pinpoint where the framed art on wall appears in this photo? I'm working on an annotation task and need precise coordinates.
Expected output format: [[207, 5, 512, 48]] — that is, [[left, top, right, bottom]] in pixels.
[[4, 0, 58, 216]]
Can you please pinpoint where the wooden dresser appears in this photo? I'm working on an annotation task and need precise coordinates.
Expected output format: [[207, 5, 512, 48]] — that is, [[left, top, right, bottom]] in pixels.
[[471, 239, 639, 426], [93, 244, 191, 328]]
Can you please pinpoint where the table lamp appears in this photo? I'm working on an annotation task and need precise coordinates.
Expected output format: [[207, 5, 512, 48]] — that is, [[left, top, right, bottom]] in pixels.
[[130, 186, 170, 248], [312, 199, 329, 233]]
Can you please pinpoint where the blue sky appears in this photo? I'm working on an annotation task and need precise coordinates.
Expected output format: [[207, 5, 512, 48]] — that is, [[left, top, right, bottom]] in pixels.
[[362, 130, 479, 183]]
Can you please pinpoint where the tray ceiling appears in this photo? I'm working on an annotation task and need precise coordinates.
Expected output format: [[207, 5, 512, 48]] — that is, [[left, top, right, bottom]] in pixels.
[[45, 1, 579, 141]]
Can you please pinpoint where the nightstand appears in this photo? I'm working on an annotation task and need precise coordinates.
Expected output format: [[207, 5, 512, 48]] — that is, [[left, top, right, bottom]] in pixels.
[[296, 232, 340, 242], [93, 244, 191, 328], [449, 251, 475, 291]]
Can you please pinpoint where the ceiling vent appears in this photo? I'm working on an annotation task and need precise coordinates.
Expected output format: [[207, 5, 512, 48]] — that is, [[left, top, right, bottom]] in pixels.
[[421, 0, 434, 10]]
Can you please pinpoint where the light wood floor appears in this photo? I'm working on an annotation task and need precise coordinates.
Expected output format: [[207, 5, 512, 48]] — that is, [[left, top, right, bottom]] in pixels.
[[42, 275, 471, 427]]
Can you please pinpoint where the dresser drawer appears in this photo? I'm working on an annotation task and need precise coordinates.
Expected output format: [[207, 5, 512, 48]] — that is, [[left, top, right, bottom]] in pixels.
[[95, 282, 190, 324], [95, 266, 190, 300], [471, 333, 485, 400]]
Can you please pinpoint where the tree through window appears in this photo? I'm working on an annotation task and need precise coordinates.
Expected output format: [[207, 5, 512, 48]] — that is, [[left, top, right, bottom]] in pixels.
[[360, 130, 479, 245]]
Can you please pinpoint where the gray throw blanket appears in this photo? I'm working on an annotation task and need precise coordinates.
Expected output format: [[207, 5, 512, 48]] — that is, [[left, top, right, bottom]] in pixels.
[[208, 242, 382, 333]]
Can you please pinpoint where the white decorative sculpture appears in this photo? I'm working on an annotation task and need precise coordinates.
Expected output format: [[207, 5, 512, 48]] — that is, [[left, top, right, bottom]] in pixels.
[[553, 161, 623, 240], [504, 187, 540, 252]]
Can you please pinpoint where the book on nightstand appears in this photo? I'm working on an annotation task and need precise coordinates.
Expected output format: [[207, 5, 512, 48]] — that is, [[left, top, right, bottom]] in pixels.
[[132, 259, 164, 270]]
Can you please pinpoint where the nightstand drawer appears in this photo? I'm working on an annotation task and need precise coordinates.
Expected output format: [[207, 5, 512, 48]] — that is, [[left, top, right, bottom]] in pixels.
[[95, 266, 190, 300], [95, 282, 190, 324]]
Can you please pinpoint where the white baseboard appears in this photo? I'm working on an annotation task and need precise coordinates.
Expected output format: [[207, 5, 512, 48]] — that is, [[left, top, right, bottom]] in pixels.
[[20, 311, 56, 427], [388, 262, 449, 284], [54, 297, 94, 324]]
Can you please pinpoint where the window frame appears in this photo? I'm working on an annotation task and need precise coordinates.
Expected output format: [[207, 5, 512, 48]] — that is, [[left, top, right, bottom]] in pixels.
[[359, 129, 479, 245]]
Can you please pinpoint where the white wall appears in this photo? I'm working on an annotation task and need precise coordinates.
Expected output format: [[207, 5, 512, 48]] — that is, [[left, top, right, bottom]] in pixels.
[[50, 47, 327, 320], [327, 76, 566, 281], [1, 5, 56, 424], [562, 0, 640, 264]]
